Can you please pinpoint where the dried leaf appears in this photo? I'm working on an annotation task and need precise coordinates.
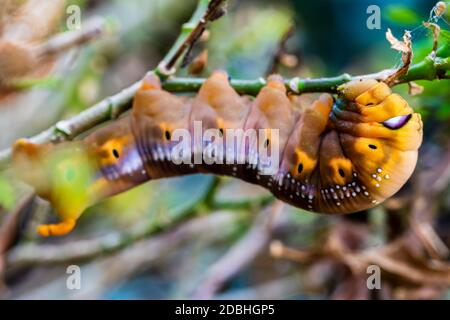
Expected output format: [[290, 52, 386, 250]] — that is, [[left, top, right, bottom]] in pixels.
[[385, 29, 413, 85], [423, 22, 441, 55], [386, 28, 411, 53]]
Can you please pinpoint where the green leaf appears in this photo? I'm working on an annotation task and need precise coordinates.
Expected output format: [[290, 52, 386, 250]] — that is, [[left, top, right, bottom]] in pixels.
[[384, 5, 421, 26]]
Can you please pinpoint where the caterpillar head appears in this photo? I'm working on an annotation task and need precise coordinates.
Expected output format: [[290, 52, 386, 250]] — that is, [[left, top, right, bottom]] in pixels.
[[331, 79, 423, 204]]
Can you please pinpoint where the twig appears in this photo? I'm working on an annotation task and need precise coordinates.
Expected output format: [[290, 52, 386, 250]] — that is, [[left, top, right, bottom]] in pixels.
[[0, 192, 35, 291], [34, 18, 106, 59], [272, 224, 450, 287], [156, 0, 227, 77], [191, 201, 284, 299]]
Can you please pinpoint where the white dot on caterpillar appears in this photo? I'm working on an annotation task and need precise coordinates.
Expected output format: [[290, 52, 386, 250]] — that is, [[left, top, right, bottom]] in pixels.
[[268, 182, 272, 187], [256, 175, 260, 180], [384, 174, 390, 179], [372, 174, 377, 179], [352, 192, 357, 197], [290, 195, 293, 199], [336, 202, 341, 206], [336, 185, 340, 189], [307, 205, 313, 209], [308, 194, 314, 200], [291, 179, 295, 184], [233, 166, 237, 171], [377, 168, 382, 173], [343, 186, 347, 191], [364, 191, 369, 196], [355, 187, 361, 192], [375, 183, 380, 188], [376, 177, 382, 182]]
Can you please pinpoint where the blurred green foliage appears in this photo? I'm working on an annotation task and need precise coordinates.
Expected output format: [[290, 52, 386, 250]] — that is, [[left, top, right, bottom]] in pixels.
[[384, 4, 422, 26]]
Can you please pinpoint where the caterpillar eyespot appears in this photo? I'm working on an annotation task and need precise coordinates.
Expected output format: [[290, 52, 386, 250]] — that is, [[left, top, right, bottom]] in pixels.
[[12, 72, 423, 236]]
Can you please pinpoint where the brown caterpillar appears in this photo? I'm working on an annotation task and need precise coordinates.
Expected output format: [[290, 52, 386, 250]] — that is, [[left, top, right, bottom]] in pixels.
[[13, 71, 423, 236]]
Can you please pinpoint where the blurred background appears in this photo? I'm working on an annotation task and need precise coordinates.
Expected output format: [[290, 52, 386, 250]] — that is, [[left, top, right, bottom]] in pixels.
[[0, 0, 449, 300]]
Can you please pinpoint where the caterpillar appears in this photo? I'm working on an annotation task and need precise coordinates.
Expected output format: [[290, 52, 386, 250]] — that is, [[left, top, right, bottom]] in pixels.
[[12, 70, 423, 236]]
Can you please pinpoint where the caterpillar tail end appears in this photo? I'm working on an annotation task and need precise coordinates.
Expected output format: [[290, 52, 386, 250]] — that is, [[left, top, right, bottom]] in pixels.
[[37, 218, 77, 237]]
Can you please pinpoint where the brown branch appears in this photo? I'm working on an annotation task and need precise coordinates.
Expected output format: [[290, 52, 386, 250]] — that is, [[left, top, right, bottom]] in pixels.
[[34, 18, 106, 59], [156, 0, 227, 77], [0, 192, 35, 291]]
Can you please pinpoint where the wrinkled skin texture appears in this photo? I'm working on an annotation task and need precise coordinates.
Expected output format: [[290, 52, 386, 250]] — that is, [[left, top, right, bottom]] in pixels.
[[13, 74, 423, 236]]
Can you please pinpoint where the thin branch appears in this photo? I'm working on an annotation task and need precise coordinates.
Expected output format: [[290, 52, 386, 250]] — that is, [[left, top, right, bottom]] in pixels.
[[0, 192, 35, 291], [34, 18, 106, 59], [156, 0, 227, 77]]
